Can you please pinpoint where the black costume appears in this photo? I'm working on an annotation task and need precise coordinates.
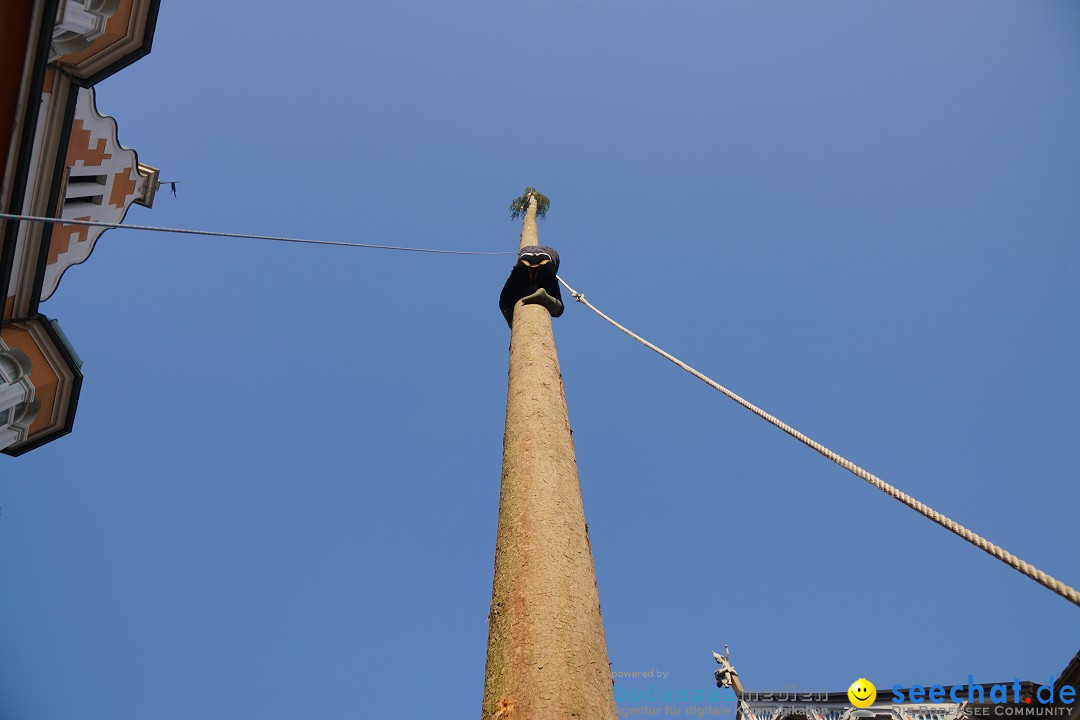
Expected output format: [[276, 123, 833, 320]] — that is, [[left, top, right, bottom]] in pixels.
[[499, 245, 564, 328]]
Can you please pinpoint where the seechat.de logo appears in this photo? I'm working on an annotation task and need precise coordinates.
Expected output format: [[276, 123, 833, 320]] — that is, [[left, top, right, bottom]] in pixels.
[[891, 677, 1076, 707]]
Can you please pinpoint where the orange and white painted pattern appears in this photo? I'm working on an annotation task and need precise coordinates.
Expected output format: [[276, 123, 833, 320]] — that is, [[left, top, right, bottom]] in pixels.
[[40, 86, 149, 301]]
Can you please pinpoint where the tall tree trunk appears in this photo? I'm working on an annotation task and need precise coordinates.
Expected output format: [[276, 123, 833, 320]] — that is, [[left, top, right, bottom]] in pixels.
[[481, 195, 617, 720]]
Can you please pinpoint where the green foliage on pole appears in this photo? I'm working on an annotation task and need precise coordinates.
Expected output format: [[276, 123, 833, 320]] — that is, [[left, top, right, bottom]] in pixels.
[[509, 187, 550, 221]]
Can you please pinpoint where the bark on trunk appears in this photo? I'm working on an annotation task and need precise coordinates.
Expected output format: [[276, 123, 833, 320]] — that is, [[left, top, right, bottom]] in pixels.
[[481, 196, 617, 720]]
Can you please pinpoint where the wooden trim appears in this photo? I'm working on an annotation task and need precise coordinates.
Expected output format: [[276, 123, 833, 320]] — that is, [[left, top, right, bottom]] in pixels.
[[1, 0, 60, 322]]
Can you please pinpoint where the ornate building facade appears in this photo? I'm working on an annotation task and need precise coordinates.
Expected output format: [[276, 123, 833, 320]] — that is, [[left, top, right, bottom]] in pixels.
[[0, 0, 160, 455]]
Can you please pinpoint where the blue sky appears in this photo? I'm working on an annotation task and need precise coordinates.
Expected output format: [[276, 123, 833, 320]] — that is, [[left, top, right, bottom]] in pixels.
[[2, 1, 1079, 717]]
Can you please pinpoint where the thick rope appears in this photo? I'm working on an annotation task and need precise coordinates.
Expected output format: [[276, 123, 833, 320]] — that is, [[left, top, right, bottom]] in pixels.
[[557, 275, 1080, 608], [0, 213, 513, 256]]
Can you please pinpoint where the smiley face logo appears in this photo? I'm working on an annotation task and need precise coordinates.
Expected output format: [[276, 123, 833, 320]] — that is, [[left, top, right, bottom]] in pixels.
[[848, 678, 877, 708]]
